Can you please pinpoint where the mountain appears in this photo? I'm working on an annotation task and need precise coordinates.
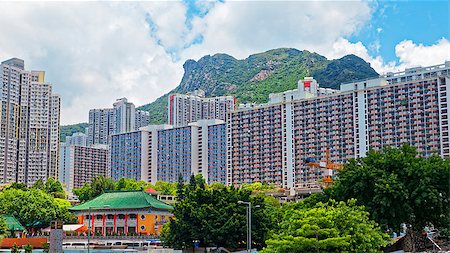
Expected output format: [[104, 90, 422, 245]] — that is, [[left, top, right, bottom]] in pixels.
[[137, 48, 379, 124], [60, 122, 88, 143]]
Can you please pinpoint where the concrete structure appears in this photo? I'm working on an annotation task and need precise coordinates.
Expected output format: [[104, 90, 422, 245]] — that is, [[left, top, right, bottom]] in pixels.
[[88, 108, 115, 145], [65, 132, 88, 147], [135, 110, 150, 130], [59, 144, 110, 195], [140, 120, 227, 184], [110, 131, 142, 181], [70, 191, 173, 236], [168, 90, 235, 127], [0, 58, 60, 186], [228, 62, 450, 189], [88, 98, 149, 145]]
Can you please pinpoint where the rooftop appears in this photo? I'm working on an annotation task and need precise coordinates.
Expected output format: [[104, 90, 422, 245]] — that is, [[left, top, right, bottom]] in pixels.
[[1, 215, 25, 231], [69, 191, 173, 211]]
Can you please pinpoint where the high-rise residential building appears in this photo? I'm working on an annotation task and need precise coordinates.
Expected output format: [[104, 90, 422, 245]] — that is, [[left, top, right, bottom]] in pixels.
[[88, 108, 115, 145], [113, 98, 136, 133], [65, 132, 88, 146], [228, 62, 450, 189], [140, 120, 227, 184], [135, 109, 150, 130], [59, 144, 110, 195], [110, 130, 142, 181], [168, 90, 235, 127], [88, 98, 149, 145], [0, 58, 60, 186]]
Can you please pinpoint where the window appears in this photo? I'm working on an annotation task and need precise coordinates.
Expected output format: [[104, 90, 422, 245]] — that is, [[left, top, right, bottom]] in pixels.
[[140, 225, 145, 230], [140, 215, 146, 220]]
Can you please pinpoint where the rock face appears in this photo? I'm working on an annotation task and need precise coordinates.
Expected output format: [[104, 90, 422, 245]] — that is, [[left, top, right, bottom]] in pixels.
[[137, 48, 379, 124]]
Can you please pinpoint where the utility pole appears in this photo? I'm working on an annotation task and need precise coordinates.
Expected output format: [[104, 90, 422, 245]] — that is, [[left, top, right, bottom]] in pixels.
[[238, 201, 260, 252]]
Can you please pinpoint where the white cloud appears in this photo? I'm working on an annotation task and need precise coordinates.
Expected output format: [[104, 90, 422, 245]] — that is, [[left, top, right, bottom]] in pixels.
[[395, 38, 450, 67], [326, 38, 450, 74], [0, 2, 184, 124], [181, 1, 373, 60]]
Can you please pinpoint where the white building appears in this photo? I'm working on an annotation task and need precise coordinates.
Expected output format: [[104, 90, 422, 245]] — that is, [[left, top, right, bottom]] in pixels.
[[168, 90, 235, 127], [0, 58, 60, 186], [65, 132, 88, 147], [59, 144, 110, 196], [140, 119, 227, 185], [88, 98, 150, 145]]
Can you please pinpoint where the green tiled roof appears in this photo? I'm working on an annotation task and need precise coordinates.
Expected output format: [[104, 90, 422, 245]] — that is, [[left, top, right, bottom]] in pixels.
[[1, 215, 25, 231], [69, 191, 173, 211]]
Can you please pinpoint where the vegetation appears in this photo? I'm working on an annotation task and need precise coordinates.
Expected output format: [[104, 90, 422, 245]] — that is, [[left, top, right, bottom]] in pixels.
[[73, 176, 178, 202], [161, 175, 278, 250], [0, 217, 7, 237], [32, 178, 65, 199], [329, 144, 450, 233], [24, 244, 33, 253], [137, 48, 378, 124], [59, 122, 88, 142], [10, 243, 19, 253], [263, 200, 389, 253], [0, 186, 76, 229]]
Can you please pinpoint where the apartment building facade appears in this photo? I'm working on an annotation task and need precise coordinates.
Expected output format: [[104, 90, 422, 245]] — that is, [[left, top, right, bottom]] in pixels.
[[59, 144, 110, 194], [228, 62, 450, 189], [110, 130, 142, 181], [88, 98, 150, 145], [140, 120, 227, 184], [168, 90, 235, 127], [0, 58, 60, 186]]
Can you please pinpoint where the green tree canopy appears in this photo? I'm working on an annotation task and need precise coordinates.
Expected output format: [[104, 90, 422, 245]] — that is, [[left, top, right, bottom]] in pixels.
[[330, 145, 450, 232], [263, 200, 389, 253], [45, 177, 65, 199], [0, 217, 7, 238], [0, 188, 75, 228], [162, 176, 277, 250]]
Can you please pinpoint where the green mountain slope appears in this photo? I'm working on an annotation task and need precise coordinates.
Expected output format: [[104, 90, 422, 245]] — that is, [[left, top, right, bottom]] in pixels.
[[60, 122, 88, 142], [138, 48, 378, 124]]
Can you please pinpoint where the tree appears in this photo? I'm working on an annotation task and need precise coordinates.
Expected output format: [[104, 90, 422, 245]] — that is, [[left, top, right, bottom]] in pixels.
[[176, 174, 185, 201], [115, 178, 150, 191], [90, 176, 115, 197], [162, 176, 277, 250], [73, 175, 115, 202], [45, 177, 65, 198], [330, 145, 450, 232], [0, 188, 75, 228], [24, 244, 33, 253], [32, 179, 45, 190], [154, 181, 177, 195], [0, 217, 7, 237], [10, 243, 19, 253], [263, 200, 389, 253], [73, 183, 93, 203]]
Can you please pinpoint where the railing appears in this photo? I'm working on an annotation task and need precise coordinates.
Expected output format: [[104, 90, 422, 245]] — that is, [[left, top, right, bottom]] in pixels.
[[64, 235, 159, 240]]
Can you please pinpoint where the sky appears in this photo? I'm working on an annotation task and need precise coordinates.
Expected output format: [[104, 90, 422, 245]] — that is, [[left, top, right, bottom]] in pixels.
[[0, 0, 449, 125]]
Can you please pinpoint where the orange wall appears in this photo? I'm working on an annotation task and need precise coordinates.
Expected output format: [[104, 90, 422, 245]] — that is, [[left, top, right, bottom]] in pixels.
[[76, 212, 174, 235], [0, 238, 47, 249]]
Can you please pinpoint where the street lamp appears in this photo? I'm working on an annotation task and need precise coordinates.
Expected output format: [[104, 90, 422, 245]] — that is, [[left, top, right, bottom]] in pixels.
[[87, 205, 110, 253], [238, 201, 260, 252]]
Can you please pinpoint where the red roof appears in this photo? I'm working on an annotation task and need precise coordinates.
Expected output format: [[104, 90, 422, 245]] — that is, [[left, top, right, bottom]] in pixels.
[[145, 187, 157, 193]]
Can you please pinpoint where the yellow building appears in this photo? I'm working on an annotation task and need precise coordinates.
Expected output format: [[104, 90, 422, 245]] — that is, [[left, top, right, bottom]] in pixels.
[[69, 191, 173, 236]]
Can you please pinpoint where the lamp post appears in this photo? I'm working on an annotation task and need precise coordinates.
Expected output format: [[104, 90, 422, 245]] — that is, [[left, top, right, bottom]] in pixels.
[[87, 205, 110, 253], [238, 201, 260, 252]]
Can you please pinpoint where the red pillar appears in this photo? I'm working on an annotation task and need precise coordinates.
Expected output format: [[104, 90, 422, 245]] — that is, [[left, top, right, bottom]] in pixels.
[[124, 214, 128, 235], [113, 214, 117, 234], [102, 214, 106, 236], [91, 214, 95, 235], [135, 214, 138, 235]]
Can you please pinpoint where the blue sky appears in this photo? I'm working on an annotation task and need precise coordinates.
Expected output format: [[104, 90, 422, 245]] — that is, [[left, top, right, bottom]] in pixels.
[[0, 1, 448, 124], [350, 1, 449, 63]]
